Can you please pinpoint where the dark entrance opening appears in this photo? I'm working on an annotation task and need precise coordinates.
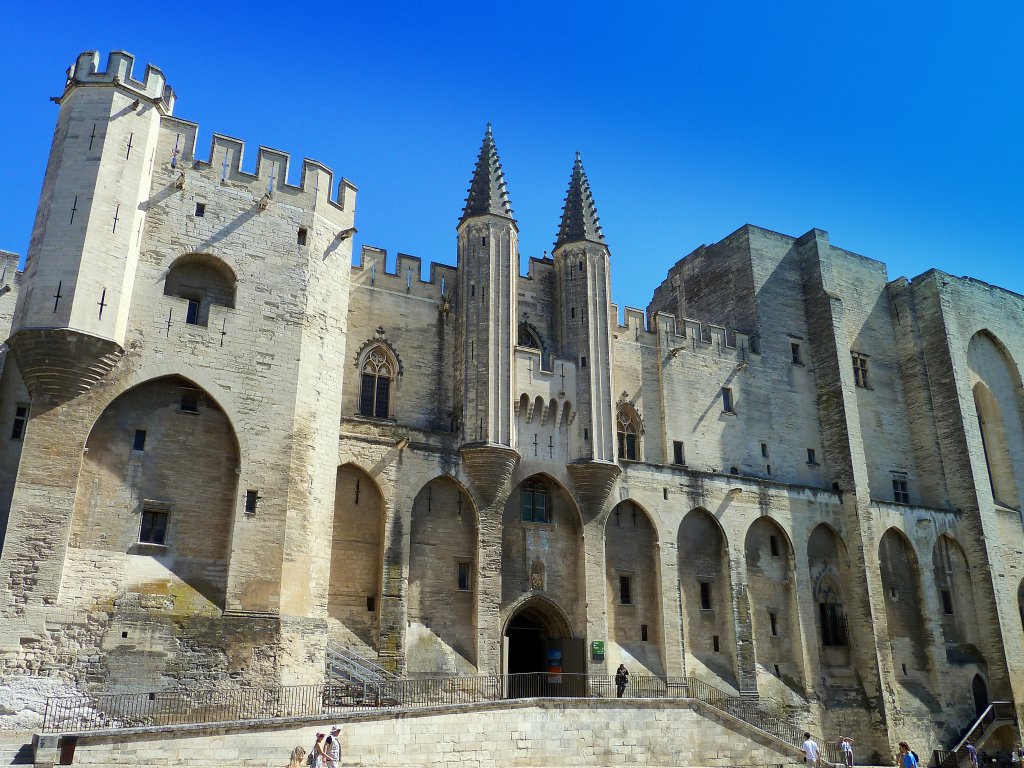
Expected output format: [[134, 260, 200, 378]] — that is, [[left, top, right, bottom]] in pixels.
[[973, 674, 989, 717], [503, 598, 585, 698]]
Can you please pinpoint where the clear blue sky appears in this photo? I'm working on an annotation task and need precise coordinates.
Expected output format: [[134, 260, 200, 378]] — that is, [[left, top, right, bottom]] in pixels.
[[2, 2, 1022, 312]]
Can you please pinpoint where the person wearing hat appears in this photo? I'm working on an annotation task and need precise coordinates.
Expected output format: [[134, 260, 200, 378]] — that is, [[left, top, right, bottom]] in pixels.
[[324, 726, 342, 767], [840, 736, 854, 767]]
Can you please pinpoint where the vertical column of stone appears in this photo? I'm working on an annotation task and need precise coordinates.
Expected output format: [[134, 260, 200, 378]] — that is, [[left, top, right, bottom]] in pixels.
[[656, 537, 686, 678], [581, 517, 610, 675], [797, 229, 896, 746], [728, 542, 757, 694], [473, 491, 508, 674], [791, 519, 825, 711]]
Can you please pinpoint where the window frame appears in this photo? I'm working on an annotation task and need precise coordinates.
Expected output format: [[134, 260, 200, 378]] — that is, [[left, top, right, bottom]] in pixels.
[[11, 403, 30, 440], [139, 507, 170, 546], [852, 353, 870, 388], [457, 561, 472, 592], [520, 480, 550, 523], [892, 475, 910, 504], [721, 387, 734, 413], [619, 574, 633, 605], [616, 405, 642, 462], [358, 344, 397, 419]]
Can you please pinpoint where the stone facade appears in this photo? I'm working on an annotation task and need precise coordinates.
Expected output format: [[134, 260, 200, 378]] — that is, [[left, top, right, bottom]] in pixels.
[[2, 50, 1024, 757]]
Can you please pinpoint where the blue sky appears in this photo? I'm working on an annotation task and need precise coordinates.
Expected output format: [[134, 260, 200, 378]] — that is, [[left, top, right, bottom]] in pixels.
[[2, 1, 1022, 312]]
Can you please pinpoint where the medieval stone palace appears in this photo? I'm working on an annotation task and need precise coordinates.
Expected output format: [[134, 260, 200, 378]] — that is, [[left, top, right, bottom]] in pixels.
[[1, 50, 1023, 757]]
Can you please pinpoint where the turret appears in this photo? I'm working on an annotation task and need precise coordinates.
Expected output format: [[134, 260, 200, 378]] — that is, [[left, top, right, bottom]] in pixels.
[[553, 154, 620, 512], [455, 126, 520, 502], [9, 51, 173, 402]]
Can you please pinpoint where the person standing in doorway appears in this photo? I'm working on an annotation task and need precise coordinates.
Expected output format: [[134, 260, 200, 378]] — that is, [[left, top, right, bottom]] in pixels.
[[840, 736, 854, 767], [802, 732, 820, 767], [615, 664, 629, 698]]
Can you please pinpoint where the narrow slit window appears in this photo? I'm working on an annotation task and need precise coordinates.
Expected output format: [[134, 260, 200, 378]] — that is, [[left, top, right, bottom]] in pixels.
[[132, 429, 147, 451], [673, 440, 685, 466], [366, 596, 376, 612], [641, 624, 649, 642], [700, 581, 712, 610], [457, 562, 471, 592], [194, 202, 205, 217], [185, 298, 200, 325], [721, 387, 734, 413], [807, 448, 817, 465], [941, 589, 954, 615], [297, 227, 307, 245], [619, 575, 632, 605], [712, 635, 720, 653], [244, 490, 260, 514], [791, 343, 802, 365], [769, 535, 779, 557], [769, 611, 779, 636], [11, 404, 29, 440]]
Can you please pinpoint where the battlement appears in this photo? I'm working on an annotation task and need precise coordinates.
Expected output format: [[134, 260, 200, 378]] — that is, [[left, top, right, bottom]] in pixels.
[[66, 51, 175, 113], [352, 246, 457, 300], [156, 117, 357, 216], [614, 304, 759, 357]]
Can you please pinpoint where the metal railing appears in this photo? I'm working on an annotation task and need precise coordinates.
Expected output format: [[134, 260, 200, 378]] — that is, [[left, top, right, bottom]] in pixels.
[[934, 702, 1017, 768], [42, 672, 836, 760], [325, 642, 397, 685]]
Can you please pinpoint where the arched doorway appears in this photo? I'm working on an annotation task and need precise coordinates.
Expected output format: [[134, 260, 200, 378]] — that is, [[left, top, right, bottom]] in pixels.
[[973, 674, 989, 717], [503, 597, 580, 697]]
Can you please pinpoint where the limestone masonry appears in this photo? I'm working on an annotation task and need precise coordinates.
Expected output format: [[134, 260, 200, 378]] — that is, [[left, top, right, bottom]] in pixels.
[[2, 50, 1023, 757]]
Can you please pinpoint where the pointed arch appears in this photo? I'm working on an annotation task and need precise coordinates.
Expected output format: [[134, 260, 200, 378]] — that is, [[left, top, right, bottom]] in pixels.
[[605, 499, 663, 675], [356, 342, 399, 419], [616, 403, 643, 462], [67, 375, 240, 610], [932, 534, 979, 646], [878, 527, 932, 692], [678, 508, 736, 687], [164, 253, 237, 326], [330, 463, 386, 649], [807, 523, 852, 666], [407, 475, 478, 674]]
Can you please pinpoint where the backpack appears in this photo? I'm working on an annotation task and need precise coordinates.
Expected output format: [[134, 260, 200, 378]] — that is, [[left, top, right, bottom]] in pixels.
[[307, 746, 316, 766]]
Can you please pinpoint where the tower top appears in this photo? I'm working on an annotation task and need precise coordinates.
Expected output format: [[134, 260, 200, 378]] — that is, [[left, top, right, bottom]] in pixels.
[[460, 124, 514, 224], [554, 153, 605, 251], [65, 51, 176, 114]]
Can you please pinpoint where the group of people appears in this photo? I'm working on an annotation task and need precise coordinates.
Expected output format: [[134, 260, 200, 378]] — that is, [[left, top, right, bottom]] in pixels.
[[287, 725, 342, 768], [801, 733, 917, 768]]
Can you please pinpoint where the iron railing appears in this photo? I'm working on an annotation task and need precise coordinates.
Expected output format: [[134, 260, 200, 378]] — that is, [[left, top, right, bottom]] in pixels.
[[933, 702, 1017, 768], [42, 672, 837, 760], [325, 642, 397, 685]]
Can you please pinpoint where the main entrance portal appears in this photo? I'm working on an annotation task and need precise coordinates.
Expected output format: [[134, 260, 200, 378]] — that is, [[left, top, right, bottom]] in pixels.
[[503, 598, 585, 697]]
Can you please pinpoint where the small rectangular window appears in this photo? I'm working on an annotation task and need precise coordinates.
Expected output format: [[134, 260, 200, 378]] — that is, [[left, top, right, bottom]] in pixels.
[[366, 596, 376, 612], [892, 476, 909, 504], [769, 611, 779, 636], [760, 442, 768, 458], [721, 387, 734, 413], [297, 227, 308, 245], [619, 575, 632, 605], [583, 428, 589, 441], [11, 404, 29, 440], [244, 490, 260, 514], [807, 448, 817, 465], [457, 562, 471, 592], [194, 202, 205, 217], [712, 635, 720, 653], [774, 664, 781, 677], [641, 624, 648, 642], [941, 589, 954, 615], [769, 535, 779, 557], [852, 354, 870, 388], [673, 441, 685, 466], [700, 581, 712, 610], [139, 509, 169, 545], [791, 343, 802, 365], [580, 356, 587, 368], [180, 390, 200, 413], [185, 298, 200, 325], [663, 487, 668, 500], [132, 429, 147, 451]]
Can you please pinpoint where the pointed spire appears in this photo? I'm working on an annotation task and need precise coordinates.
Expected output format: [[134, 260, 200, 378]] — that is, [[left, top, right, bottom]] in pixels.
[[554, 152, 605, 251], [461, 124, 514, 224]]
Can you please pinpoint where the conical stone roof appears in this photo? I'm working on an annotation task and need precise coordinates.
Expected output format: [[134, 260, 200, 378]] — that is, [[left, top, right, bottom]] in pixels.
[[461, 124, 514, 223], [554, 152, 605, 251]]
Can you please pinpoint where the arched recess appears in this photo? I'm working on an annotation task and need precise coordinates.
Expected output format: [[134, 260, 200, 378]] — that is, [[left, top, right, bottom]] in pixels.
[[605, 500, 663, 676], [503, 595, 580, 693], [67, 375, 240, 611], [878, 528, 933, 694], [745, 517, 803, 691], [807, 524, 853, 671], [164, 253, 237, 327], [330, 464, 386, 650], [616, 404, 643, 462], [678, 508, 736, 688], [502, 474, 584, 641], [968, 331, 1024, 509], [407, 477, 478, 675], [932, 535, 980, 647]]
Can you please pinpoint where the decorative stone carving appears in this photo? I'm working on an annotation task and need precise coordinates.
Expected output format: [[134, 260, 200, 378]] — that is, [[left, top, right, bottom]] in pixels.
[[459, 442, 519, 507], [567, 459, 621, 521]]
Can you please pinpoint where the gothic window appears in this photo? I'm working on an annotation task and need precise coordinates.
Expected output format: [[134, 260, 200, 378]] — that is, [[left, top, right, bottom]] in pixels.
[[359, 344, 396, 419], [517, 322, 542, 350], [520, 480, 549, 523], [617, 404, 642, 461]]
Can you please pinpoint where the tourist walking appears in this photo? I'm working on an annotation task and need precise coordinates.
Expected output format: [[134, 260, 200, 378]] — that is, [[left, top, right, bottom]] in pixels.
[[898, 741, 918, 768], [615, 664, 629, 698], [802, 732, 820, 767], [840, 736, 854, 767], [1012, 742, 1021, 766], [324, 726, 342, 767], [309, 733, 328, 768]]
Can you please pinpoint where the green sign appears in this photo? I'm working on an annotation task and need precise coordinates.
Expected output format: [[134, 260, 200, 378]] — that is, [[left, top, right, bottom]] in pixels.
[[591, 640, 605, 660]]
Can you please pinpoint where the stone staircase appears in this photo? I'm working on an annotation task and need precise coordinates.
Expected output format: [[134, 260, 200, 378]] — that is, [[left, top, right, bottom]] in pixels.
[[0, 733, 33, 766], [933, 702, 1018, 768]]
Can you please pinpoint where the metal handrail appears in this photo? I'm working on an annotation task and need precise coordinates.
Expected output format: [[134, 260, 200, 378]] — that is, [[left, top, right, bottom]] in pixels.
[[41, 671, 835, 759], [933, 702, 1017, 768], [325, 642, 396, 684]]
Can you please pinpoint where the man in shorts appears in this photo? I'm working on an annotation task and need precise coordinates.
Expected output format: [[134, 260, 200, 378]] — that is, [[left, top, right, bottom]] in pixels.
[[802, 732, 820, 768]]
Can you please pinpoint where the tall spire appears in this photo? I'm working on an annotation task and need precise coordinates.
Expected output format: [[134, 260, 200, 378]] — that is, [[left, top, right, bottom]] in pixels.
[[554, 152, 605, 251], [460, 123, 514, 223]]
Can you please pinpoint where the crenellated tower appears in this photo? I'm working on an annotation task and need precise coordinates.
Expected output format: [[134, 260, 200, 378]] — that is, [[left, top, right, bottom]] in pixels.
[[553, 154, 620, 513], [455, 126, 521, 501], [9, 51, 174, 402]]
